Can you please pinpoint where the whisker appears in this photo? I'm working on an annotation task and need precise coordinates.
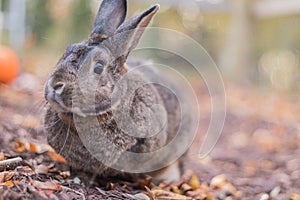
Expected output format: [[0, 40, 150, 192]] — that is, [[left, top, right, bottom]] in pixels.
[[34, 100, 47, 113], [43, 118, 62, 129], [58, 123, 71, 155]]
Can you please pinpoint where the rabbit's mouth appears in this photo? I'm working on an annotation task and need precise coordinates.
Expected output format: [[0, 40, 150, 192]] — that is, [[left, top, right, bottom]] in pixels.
[[45, 80, 114, 117], [71, 102, 112, 117], [46, 94, 75, 116], [48, 96, 113, 118]]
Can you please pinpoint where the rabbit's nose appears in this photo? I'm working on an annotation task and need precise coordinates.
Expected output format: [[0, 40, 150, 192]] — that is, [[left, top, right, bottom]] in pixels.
[[53, 82, 65, 95]]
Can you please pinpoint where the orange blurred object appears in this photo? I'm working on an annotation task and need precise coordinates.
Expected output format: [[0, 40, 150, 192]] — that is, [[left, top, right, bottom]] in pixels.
[[0, 46, 20, 84]]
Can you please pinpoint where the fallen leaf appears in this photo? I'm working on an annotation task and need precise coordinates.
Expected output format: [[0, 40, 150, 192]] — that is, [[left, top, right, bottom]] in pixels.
[[48, 152, 67, 163], [170, 186, 180, 194], [180, 183, 193, 193], [30, 180, 62, 195], [27, 142, 53, 154], [151, 188, 192, 200], [35, 165, 49, 174], [0, 172, 15, 184], [210, 174, 227, 189], [13, 140, 26, 153], [2, 180, 20, 187], [60, 171, 70, 179], [189, 173, 201, 190], [14, 140, 53, 154], [16, 166, 35, 176]]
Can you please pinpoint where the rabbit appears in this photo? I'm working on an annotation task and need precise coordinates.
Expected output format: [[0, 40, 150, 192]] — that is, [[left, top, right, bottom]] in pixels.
[[43, 0, 191, 182]]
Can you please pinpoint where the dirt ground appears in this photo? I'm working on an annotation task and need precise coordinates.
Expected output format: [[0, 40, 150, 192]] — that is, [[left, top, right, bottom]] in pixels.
[[0, 79, 300, 200]]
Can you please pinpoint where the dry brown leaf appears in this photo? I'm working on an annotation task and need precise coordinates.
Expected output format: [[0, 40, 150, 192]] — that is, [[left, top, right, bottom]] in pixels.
[[169, 180, 185, 188], [151, 188, 192, 200], [14, 140, 53, 154], [2, 180, 20, 187], [13, 140, 26, 153], [48, 152, 67, 163], [16, 166, 35, 176], [170, 186, 180, 194], [60, 171, 70, 179], [30, 180, 62, 194], [28, 142, 38, 153], [2, 171, 14, 182], [35, 164, 49, 174], [210, 174, 227, 189], [189, 173, 201, 190], [180, 183, 193, 193], [27, 142, 53, 154], [0, 172, 13, 183]]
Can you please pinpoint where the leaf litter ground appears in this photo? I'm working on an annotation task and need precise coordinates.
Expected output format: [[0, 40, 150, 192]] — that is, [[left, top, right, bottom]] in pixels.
[[0, 82, 300, 200]]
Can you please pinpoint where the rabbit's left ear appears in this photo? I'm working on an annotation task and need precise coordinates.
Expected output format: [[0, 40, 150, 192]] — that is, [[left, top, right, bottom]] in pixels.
[[90, 0, 127, 42], [112, 4, 160, 58]]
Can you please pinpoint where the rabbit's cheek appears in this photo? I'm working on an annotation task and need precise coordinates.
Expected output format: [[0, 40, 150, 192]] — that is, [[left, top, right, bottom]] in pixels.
[[93, 88, 111, 111], [95, 88, 111, 103]]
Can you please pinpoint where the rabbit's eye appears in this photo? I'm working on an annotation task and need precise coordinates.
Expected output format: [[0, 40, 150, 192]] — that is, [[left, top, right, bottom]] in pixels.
[[94, 63, 104, 75]]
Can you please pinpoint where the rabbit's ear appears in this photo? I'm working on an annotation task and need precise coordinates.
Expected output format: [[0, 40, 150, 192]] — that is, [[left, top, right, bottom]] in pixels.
[[90, 0, 127, 40], [113, 4, 159, 58]]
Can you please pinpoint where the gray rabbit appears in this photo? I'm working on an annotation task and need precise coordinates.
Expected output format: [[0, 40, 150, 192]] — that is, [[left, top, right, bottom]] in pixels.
[[44, 0, 192, 182]]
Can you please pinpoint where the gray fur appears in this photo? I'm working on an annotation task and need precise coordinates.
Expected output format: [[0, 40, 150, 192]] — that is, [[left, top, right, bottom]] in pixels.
[[43, 0, 184, 179]]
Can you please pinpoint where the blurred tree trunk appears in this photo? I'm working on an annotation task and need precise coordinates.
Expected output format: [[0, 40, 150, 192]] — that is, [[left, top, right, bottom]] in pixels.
[[28, 0, 53, 45], [219, 0, 255, 84], [69, 0, 93, 42], [8, 0, 26, 51]]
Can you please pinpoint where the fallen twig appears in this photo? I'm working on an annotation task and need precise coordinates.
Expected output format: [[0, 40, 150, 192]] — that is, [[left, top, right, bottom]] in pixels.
[[0, 157, 23, 170]]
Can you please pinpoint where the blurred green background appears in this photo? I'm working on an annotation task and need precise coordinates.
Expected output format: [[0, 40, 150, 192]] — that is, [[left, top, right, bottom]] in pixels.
[[1, 0, 300, 92]]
